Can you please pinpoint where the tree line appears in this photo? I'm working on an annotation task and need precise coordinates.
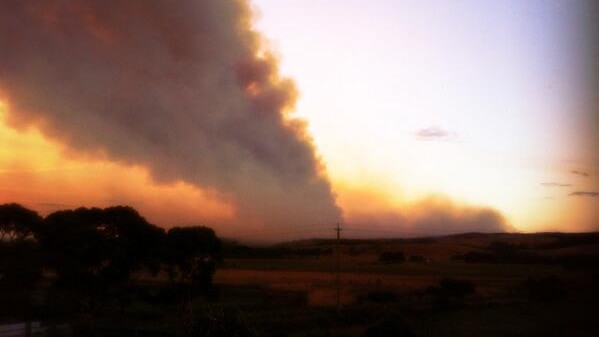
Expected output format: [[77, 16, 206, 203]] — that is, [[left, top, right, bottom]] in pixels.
[[0, 202, 221, 313]]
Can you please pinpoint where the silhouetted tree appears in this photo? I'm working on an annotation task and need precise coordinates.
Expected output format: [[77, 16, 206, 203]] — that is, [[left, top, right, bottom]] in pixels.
[[0, 240, 42, 288], [164, 226, 221, 296], [162, 226, 221, 330], [0, 204, 43, 314], [0, 203, 42, 241], [39, 206, 165, 288]]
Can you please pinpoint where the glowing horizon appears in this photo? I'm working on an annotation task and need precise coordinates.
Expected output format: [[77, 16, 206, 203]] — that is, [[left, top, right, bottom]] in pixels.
[[0, 0, 597, 238], [251, 0, 598, 233]]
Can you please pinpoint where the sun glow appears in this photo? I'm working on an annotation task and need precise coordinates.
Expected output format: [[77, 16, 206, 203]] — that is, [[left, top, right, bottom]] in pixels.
[[0, 104, 235, 229], [0, 0, 597, 237], [252, 0, 598, 233]]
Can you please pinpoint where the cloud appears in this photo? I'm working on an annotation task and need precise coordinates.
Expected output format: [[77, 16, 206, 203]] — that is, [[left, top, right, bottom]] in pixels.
[[571, 170, 590, 177], [338, 188, 511, 237], [540, 182, 572, 187], [569, 191, 599, 197], [408, 196, 510, 234], [0, 0, 341, 234], [415, 126, 457, 141]]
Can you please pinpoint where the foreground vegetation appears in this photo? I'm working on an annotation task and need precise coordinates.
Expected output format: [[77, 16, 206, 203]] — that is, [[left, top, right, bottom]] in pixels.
[[1, 203, 598, 336]]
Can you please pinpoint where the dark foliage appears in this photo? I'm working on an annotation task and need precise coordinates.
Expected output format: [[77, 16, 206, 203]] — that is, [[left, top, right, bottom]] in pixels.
[[0, 203, 42, 241], [0, 204, 43, 295], [39, 206, 165, 288], [0, 240, 42, 288], [164, 226, 221, 300]]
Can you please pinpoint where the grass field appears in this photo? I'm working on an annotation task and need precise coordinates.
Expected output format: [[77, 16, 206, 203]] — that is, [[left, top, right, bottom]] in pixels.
[[206, 232, 599, 336], [2, 232, 598, 336]]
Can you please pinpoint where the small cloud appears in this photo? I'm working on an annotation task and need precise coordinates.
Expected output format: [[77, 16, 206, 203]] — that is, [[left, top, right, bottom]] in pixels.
[[569, 191, 599, 197], [415, 126, 457, 141], [541, 182, 572, 187], [571, 170, 590, 177]]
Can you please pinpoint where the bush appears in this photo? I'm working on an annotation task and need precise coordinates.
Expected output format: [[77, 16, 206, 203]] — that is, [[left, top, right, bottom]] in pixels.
[[0, 240, 42, 288]]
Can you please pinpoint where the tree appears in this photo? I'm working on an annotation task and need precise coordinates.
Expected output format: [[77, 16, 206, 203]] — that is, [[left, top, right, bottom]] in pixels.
[[0, 204, 43, 312], [164, 226, 221, 295], [0, 240, 42, 289], [0, 203, 42, 241], [162, 226, 221, 332], [39, 206, 165, 287]]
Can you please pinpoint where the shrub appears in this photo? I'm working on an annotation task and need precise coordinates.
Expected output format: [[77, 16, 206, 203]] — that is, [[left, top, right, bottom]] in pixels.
[[0, 240, 42, 288]]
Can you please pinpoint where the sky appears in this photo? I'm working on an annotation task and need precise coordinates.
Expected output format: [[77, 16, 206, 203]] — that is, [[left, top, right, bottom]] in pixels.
[[250, 0, 599, 233], [0, 0, 597, 239]]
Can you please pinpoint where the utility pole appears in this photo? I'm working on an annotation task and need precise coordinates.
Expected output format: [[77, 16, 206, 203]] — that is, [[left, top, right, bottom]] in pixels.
[[335, 222, 342, 315]]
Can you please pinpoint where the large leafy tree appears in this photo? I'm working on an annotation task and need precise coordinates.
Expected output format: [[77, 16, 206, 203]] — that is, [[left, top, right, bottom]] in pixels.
[[39, 206, 165, 287], [163, 226, 221, 333], [0, 203, 42, 241], [0, 204, 43, 298], [164, 226, 221, 295]]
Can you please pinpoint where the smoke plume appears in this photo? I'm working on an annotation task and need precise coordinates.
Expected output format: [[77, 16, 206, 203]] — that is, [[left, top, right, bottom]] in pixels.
[[338, 187, 511, 237], [0, 0, 341, 234]]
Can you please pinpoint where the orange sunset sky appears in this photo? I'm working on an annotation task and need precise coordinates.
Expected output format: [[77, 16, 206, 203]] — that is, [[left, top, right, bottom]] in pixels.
[[0, 0, 597, 239]]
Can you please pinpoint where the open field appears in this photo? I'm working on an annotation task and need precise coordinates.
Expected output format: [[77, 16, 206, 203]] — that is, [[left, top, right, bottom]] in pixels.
[[205, 232, 598, 336], [2, 232, 598, 336]]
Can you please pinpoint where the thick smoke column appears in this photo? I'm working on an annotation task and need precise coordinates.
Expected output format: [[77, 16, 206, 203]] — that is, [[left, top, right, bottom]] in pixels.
[[0, 0, 341, 233]]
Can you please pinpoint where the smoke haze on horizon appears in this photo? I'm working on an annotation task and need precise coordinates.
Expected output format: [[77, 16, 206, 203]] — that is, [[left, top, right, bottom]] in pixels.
[[0, 0, 514, 238]]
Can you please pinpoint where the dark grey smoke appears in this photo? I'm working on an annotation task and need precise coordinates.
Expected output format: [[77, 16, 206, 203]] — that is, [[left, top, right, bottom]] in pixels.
[[0, 0, 341, 234]]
